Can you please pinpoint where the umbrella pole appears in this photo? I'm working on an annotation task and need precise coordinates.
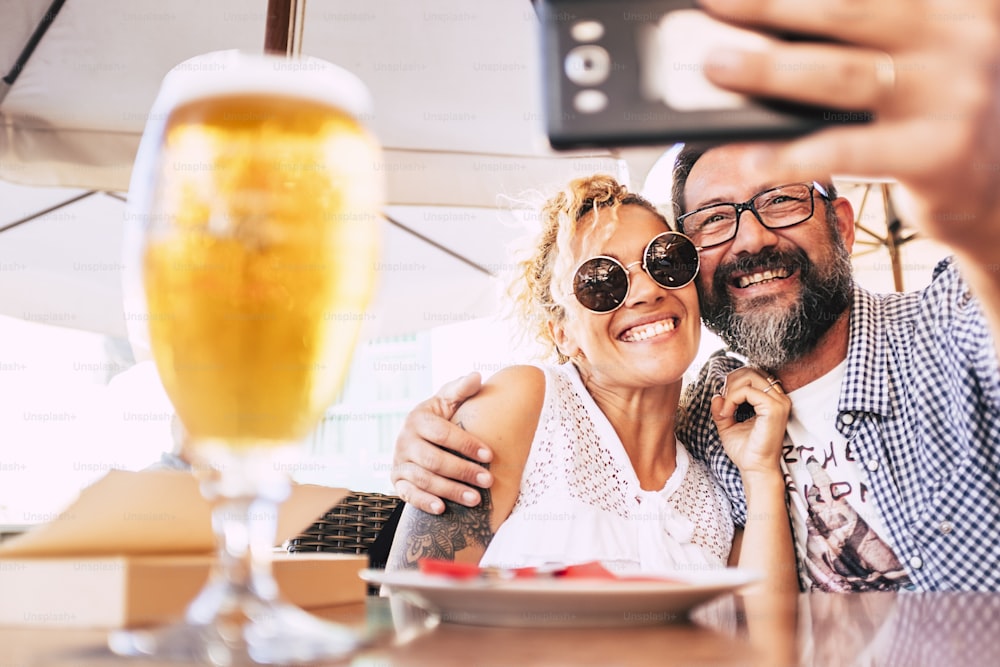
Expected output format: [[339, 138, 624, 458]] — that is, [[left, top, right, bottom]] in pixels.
[[0, 0, 68, 105], [265, 0, 306, 57], [882, 184, 905, 292]]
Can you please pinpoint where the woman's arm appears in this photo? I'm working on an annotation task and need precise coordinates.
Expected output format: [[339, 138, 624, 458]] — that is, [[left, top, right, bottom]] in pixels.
[[385, 365, 544, 570], [727, 473, 798, 593], [713, 369, 797, 593]]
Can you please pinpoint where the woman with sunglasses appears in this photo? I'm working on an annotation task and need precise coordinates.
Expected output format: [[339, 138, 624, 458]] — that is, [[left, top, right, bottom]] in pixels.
[[386, 175, 795, 589]]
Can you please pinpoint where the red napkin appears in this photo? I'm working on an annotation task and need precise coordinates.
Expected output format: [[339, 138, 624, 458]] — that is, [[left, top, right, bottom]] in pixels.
[[418, 558, 680, 583]]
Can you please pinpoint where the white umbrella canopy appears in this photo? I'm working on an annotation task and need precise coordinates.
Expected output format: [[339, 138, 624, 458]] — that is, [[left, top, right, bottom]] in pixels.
[[0, 185, 533, 343], [0, 0, 662, 342]]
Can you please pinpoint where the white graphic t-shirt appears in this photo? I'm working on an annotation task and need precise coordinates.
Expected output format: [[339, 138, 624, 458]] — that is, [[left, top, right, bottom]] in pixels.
[[783, 361, 911, 591]]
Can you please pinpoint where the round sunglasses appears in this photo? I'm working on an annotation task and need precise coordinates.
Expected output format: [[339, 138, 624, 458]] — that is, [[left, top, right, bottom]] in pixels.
[[571, 231, 700, 314]]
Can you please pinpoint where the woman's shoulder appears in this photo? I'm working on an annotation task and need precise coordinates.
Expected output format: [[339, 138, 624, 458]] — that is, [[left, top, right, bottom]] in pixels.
[[453, 364, 547, 450], [482, 363, 590, 413], [485, 363, 546, 386], [478, 364, 547, 407]]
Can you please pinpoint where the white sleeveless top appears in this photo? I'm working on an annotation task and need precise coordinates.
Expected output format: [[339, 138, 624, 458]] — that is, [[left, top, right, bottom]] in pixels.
[[479, 363, 734, 575]]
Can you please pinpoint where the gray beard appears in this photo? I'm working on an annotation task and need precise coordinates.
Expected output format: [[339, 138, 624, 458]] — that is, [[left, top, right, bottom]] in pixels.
[[699, 244, 853, 372]]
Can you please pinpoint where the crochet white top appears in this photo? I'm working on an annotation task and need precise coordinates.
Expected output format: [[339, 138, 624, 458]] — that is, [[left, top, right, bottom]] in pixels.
[[479, 363, 734, 575]]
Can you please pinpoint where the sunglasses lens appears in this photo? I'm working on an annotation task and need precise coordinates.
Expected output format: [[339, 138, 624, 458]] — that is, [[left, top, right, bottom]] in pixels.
[[573, 257, 628, 312], [645, 233, 699, 288]]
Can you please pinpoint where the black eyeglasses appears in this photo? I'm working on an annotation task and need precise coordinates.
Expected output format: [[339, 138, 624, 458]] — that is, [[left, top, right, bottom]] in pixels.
[[571, 231, 700, 314], [677, 182, 830, 249]]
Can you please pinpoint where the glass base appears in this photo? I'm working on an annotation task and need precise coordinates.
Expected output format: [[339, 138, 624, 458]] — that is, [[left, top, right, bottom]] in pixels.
[[108, 598, 362, 665], [107, 444, 362, 664]]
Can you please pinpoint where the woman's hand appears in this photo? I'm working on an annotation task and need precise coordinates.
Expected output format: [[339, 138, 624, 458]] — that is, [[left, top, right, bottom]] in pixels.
[[391, 373, 494, 514], [710, 367, 791, 478], [714, 367, 797, 593]]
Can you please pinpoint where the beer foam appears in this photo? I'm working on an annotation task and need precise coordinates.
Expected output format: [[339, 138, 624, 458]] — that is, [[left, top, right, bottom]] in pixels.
[[152, 50, 372, 120]]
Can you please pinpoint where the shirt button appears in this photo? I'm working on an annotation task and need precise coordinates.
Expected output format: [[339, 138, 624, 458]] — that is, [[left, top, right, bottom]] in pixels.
[[939, 521, 954, 534], [909, 556, 924, 570], [841, 413, 855, 425], [866, 459, 879, 472]]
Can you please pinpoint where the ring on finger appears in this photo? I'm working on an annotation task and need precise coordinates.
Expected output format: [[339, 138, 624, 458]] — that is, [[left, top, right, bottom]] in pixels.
[[874, 50, 896, 100]]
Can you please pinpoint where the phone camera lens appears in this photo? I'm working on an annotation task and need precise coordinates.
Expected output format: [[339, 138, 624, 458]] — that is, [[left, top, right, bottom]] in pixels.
[[564, 45, 611, 87], [574, 89, 608, 114], [570, 20, 605, 43]]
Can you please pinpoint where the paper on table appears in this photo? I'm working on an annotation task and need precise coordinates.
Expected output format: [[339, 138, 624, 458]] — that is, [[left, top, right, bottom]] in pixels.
[[0, 469, 348, 558]]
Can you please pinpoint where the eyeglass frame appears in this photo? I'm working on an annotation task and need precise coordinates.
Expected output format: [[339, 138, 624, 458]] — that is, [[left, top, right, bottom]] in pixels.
[[676, 182, 831, 249], [570, 231, 701, 314]]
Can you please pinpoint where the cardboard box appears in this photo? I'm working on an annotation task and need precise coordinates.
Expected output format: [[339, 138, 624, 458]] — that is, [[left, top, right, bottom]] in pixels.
[[0, 552, 366, 628], [0, 470, 366, 628]]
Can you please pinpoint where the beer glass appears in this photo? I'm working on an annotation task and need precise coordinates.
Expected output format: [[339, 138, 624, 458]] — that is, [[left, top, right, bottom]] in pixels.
[[111, 51, 382, 664]]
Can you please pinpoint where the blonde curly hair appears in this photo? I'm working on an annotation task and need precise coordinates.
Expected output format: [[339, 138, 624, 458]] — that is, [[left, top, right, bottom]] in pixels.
[[508, 174, 671, 363]]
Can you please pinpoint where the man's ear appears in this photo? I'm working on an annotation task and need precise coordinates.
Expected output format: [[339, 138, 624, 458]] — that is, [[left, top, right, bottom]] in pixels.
[[832, 196, 856, 253], [549, 318, 580, 359]]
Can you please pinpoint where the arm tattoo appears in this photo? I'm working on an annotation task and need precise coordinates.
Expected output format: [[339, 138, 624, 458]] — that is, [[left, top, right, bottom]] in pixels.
[[389, 422, 495, 570]]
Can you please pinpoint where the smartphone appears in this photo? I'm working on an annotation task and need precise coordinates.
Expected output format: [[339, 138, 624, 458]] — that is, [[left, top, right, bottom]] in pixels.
[[536, 0, 872, 149]]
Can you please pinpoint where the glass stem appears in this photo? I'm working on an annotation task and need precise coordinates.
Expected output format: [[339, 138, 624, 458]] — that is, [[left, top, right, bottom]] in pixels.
[[213, 495, 281, 603], [186, 446, 293, 625]]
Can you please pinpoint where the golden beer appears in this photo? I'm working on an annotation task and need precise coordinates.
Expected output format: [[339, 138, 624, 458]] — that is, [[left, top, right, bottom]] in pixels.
[[144, 94, 381, 445]]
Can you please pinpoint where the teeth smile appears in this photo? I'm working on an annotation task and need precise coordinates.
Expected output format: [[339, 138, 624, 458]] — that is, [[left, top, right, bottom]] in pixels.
[[620, 318, 676, 342], [737, 268, 791, 288]]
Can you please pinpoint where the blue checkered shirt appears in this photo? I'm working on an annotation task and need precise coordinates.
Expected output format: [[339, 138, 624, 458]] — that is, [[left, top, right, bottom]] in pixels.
[[678, 258, 1000, 591]]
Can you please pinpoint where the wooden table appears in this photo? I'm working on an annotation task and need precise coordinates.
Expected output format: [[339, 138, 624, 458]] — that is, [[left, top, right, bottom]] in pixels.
[[1, 592, 998, 666]]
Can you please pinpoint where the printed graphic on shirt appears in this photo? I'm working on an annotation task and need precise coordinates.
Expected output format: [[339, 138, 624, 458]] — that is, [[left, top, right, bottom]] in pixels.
[[784, 441, 911, 592], [798, 458, 910, 591]]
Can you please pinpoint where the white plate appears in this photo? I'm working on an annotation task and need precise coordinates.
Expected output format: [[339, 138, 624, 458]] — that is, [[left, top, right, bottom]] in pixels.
[[360, 568, 759, 628]]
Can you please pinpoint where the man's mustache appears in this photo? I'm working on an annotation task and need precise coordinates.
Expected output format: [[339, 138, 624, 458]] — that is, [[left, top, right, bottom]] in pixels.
[[714, 248, 812, 284]]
